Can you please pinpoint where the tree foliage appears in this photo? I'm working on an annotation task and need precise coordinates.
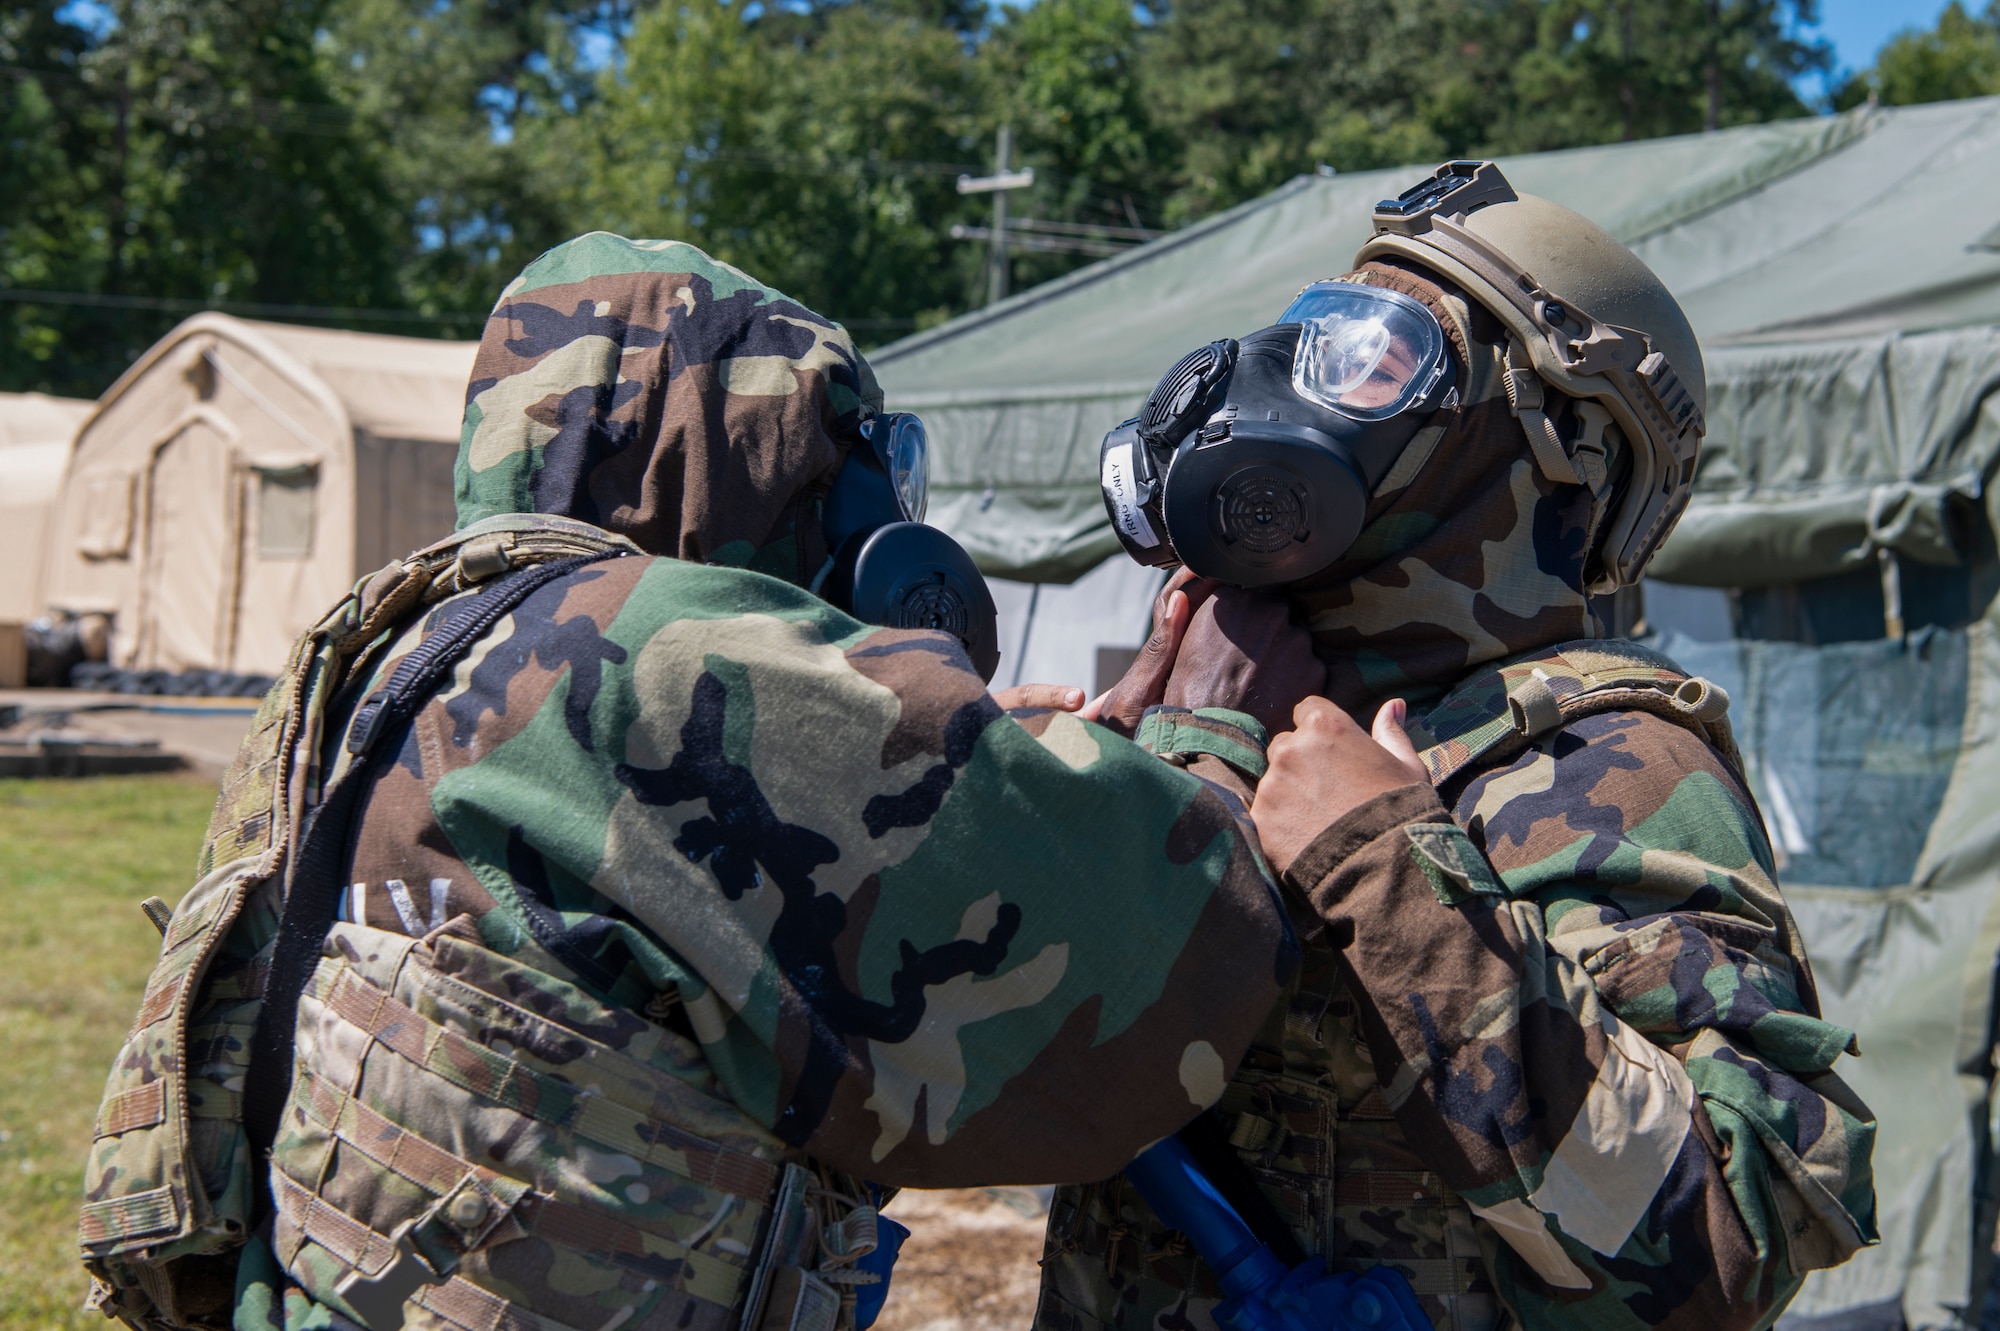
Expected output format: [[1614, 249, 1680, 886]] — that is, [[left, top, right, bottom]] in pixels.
[[1838, 2, 2000, 108], [0, 0, 1842, 396], [3, 0, 400, 392]]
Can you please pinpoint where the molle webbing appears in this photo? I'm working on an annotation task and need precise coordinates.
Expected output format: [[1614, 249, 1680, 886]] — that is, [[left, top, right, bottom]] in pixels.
[[291, 1066, 744, 1293], [307, 962, 778, 1203], [1408, 638, 1740, 789], [277, 1084, 751, 1312]]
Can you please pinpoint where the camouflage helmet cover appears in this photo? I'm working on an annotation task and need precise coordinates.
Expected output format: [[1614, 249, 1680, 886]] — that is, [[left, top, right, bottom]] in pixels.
[[1355, 161, 1706, 591]]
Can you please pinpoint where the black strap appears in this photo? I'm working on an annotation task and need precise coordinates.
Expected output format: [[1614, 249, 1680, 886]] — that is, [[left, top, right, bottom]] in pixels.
[[243, 553, 616, 1156]]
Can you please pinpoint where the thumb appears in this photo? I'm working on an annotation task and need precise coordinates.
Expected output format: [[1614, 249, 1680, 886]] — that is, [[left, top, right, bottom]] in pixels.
[[1372, 698, 1427, 783], [1101, 589, 1191, 735]]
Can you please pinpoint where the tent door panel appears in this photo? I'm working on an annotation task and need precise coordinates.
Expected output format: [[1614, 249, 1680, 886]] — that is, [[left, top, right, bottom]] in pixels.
[[230, 458, 325, 676], [137, 420, 243, 673]]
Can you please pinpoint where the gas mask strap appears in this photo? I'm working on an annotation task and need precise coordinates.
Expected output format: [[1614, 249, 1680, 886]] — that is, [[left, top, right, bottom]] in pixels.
[[1502, 336, 1582, 486]]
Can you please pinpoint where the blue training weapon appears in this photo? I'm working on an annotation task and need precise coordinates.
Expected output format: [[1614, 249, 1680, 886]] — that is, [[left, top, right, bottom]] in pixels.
[[1124, 1135, 1430, 1331]]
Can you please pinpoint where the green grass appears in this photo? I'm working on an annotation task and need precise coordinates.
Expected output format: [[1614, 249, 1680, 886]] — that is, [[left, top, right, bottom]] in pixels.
[[0, 775, 218, 1329]]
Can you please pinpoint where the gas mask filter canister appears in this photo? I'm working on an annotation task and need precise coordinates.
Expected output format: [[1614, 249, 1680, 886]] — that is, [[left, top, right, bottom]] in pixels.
[[821, 412, 1002, 681], [1100, 282, 1456, 588]]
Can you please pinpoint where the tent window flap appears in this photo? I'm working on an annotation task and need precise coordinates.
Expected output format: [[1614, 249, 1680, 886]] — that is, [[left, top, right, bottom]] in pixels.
[[255, 464, 317, 559], [77, 471, 137, 560]]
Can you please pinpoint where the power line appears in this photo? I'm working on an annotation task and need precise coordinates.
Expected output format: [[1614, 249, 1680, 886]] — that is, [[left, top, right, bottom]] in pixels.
[[0, 286, 478, 325], [0, 285, 915, 334], [0, 62, 366, 139]]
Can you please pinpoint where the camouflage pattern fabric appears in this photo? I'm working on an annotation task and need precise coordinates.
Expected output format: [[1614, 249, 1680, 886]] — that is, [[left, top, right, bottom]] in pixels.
[[224, 542, 1295, 1330], [79, 234, 1299, 1331], [1035, 265, 1875, 1331], [456, 231, 885, 586]]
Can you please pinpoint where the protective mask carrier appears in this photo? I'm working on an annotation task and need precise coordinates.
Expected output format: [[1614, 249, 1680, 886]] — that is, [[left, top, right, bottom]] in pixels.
[[820, 411, 1002, 681], [1100, 283, 1458, 588]]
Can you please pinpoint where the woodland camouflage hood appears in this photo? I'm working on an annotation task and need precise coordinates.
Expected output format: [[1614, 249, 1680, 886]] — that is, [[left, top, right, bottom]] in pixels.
[[455, 232, 884, 585], [1290, 259, 1602, 714]]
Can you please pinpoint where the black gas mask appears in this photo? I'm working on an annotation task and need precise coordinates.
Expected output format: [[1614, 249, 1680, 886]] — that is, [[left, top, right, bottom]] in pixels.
[[821, 411, 1001, 680], [1100, 282, 1457, 587]]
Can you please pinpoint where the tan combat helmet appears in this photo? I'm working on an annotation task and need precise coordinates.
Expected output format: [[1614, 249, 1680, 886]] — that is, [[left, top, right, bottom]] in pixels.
[[1356, 160, 1705, 592]]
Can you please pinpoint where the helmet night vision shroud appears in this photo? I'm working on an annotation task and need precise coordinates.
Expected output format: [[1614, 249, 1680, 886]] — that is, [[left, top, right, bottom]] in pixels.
[[1100, 159, 1707, 593]]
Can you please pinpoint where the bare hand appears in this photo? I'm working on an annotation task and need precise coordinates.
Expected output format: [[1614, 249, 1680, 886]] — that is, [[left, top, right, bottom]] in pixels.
[[1163, 589, 1327, 738], [1082, 568, 1219, 736], [992, 683, 1086, 712], [1251, 697, 1428, 876]]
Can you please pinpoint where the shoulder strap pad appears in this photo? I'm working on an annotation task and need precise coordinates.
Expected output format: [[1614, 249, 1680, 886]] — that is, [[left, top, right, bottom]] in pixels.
[[1407, 638, 1742, 788]]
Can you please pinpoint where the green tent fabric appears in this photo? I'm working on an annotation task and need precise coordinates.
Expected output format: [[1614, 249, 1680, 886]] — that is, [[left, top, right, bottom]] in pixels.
[[873, 96, 2000, 581], [1658, 326, 2000, 589], [1650, 623, 1995, 1329], [873, 95, 2000, 1330]]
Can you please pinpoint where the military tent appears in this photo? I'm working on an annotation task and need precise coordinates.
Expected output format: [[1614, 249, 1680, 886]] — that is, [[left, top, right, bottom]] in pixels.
[[871, 95, 2000, 1330], [0, 392, 93, 684], [37, 314, 477, 677]]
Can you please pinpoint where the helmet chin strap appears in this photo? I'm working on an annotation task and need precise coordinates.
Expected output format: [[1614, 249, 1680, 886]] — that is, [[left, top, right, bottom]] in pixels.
[[1501, 336, 1630, 591], [1502, 335, 1584, 487]]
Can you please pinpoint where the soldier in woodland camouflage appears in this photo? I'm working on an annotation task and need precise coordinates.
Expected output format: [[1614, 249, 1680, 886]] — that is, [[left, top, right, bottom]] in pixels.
[[1036, 172, 1877, 1331], [78, 234, 1327, 1331]]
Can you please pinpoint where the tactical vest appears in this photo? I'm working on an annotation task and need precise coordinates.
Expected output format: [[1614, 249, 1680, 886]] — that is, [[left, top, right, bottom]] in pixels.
[[80, 516, 889, 1331], [1035, 639, 1742, 1331]]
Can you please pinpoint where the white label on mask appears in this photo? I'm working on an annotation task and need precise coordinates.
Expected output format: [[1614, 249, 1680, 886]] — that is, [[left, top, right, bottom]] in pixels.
[[1102, 442, 1160, 550]]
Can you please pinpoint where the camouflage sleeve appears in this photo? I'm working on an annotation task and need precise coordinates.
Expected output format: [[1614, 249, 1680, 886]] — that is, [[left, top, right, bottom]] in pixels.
[[1280, 711, 1876, 1331], [411, 556, 1298, 1189], [1132, 704, 1268, 811]]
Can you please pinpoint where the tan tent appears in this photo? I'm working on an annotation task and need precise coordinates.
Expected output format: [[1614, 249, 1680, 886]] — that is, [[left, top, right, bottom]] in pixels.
[[0, 392, 93, 685], [38, 314, 477, 676], [1, 393, 92, 623]]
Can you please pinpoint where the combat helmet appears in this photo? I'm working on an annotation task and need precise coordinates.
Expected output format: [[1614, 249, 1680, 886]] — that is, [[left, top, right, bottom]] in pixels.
[[1356, 161, 1705, 592]]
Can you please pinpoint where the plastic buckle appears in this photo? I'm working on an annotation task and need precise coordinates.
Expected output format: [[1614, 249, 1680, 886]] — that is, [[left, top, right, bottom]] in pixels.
[[345, 691, 392, 756], [334, 1229, 441, 1331]]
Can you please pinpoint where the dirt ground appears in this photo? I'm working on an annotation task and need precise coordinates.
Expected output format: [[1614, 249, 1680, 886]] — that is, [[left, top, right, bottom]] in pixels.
[[876, 1187, 1051, 1331]]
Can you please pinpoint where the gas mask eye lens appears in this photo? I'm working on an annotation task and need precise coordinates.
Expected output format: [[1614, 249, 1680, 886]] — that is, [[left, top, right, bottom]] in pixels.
[[1313, 317, 1392, 396], [1285, 282, 1449, 421], [886, 415, 928, 523]]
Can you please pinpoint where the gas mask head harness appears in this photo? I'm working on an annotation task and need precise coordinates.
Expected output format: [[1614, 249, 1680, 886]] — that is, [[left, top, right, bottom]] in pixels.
[[1099, 282, 1458, 587], [820, 411, 1001, 680]]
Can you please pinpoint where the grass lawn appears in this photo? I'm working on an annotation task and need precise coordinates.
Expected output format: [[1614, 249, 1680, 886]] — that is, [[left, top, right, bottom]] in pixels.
[[0, 775, 217, 1329]]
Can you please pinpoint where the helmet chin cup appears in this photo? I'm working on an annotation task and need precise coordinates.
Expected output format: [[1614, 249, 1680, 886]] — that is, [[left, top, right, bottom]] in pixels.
[[825, 522, 1002, 682], [1163, 423, 1368, 588]]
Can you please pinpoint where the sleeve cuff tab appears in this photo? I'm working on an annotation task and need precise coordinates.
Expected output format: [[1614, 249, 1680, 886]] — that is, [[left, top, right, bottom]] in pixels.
[[1405, 822, 1508, 906], [1134, 706, 1269, 779]]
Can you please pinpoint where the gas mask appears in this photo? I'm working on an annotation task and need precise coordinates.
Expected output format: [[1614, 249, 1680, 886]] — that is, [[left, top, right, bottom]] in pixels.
[[1100, 282, 1457, 588], [820, 412, 1002, 680]]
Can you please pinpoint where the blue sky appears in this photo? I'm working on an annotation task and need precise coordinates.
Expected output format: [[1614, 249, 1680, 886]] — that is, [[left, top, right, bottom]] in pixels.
[[1806, 0, 1958, 82]]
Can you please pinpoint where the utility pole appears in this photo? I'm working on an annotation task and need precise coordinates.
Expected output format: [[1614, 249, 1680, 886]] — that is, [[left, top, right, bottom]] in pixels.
[[956, 125, 1034, 306]]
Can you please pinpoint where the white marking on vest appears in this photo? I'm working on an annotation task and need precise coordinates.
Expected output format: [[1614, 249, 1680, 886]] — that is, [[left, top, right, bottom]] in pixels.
[[428, 878, 452, 930], [384, 879, 427, 936]]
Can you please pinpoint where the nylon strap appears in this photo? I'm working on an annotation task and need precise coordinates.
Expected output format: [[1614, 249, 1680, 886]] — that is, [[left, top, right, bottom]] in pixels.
[[312, 963, 778, 1203], [1411, 640, 1739, 790], [290, 1067, 750, 1307], [244, 553, 618, 1158], [1502, 336, 1583, 486]]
